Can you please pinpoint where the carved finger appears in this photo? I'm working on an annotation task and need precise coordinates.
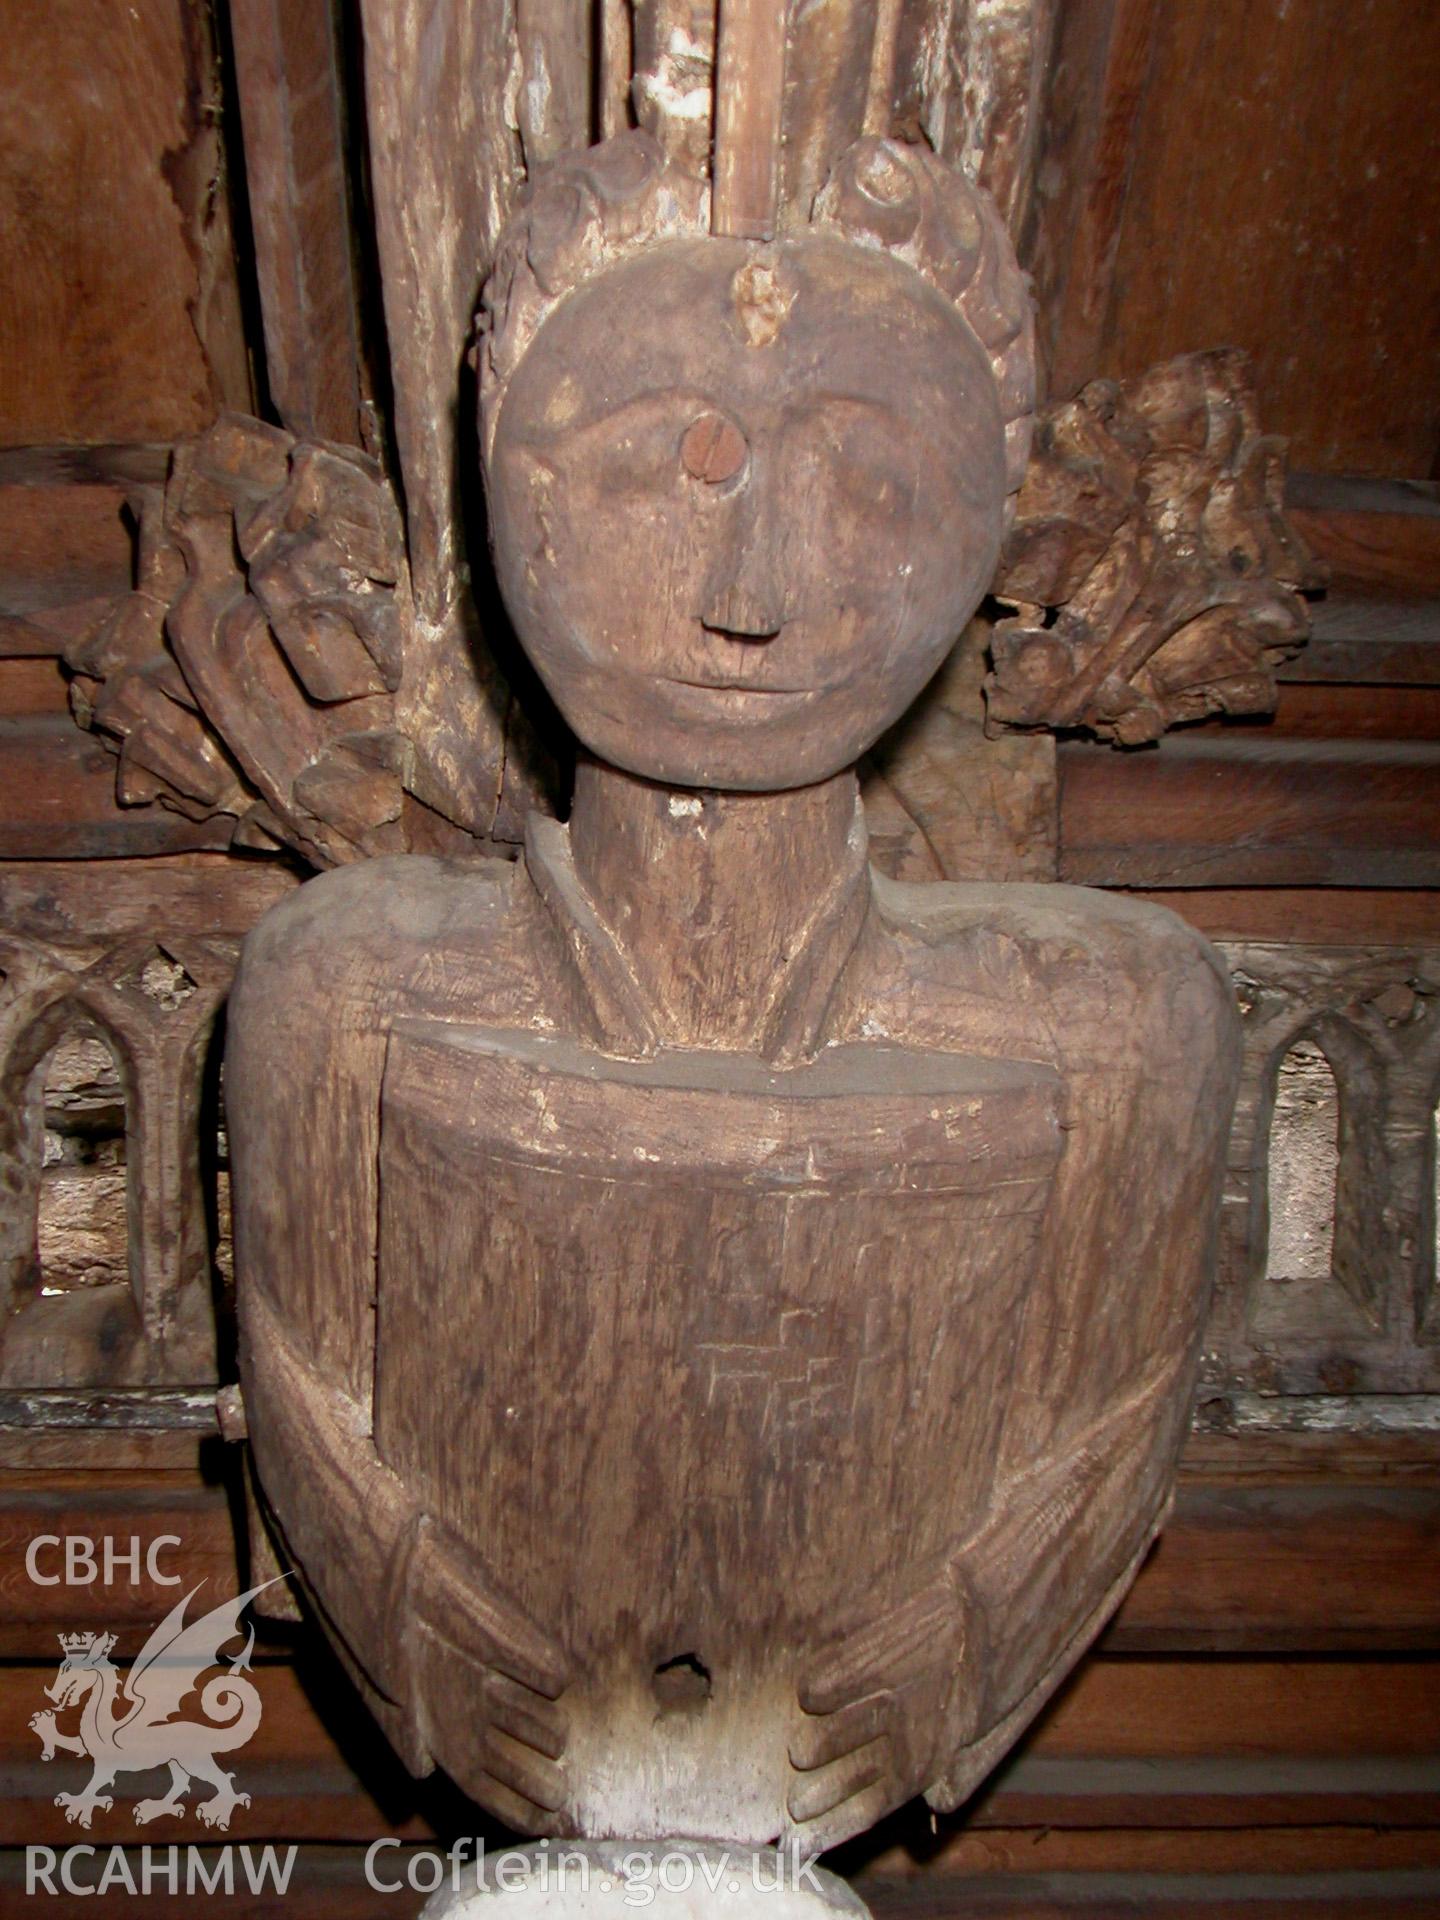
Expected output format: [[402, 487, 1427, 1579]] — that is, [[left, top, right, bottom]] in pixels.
[[788, 1691, 890, 1772], [481, 1728, 567, 1815], [481, 1670, 568, 1762], [785, 1736, 886, 1826]]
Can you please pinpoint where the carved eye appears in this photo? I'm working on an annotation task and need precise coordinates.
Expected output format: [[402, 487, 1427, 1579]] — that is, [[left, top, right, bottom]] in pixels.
[[679, 411, 749, 487]]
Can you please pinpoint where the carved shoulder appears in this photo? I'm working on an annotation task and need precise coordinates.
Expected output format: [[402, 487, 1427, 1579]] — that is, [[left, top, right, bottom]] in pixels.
[[232, 853, 523, 1036], [844, 872, 1238, 1084]]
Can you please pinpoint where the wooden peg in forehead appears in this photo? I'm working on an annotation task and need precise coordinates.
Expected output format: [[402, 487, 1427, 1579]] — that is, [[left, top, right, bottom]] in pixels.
[[711, 0, 787, 239]]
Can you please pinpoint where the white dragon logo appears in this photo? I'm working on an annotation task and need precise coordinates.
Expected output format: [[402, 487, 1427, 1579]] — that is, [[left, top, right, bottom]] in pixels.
[[29, 1580, 275, 1830]]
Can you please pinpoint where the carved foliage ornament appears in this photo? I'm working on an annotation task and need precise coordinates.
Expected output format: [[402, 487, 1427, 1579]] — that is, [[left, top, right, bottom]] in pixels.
[[986, 349, 1326, 746], [64, 416, 526, 869]]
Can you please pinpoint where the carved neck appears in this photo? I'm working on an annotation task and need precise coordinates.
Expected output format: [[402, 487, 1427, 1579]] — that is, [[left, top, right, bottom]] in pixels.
[[543, 757, 869, 1058]]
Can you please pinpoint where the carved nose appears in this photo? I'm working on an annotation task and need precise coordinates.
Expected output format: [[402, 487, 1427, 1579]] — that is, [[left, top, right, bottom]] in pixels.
[[703, 583, 783, 639]]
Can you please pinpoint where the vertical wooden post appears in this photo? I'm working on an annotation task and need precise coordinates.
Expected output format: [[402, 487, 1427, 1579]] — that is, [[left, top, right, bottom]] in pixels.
[[1024, 0, 1161, 398], [515, 0, 596, 162], [711, 0, 787, 240], [228, 0, 366, 446], [599, 0, 634, 140], [863, 0, 905, 138]]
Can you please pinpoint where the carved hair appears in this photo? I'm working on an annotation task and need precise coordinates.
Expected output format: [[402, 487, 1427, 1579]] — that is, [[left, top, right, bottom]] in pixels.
[[478, 129, 1034, 489]]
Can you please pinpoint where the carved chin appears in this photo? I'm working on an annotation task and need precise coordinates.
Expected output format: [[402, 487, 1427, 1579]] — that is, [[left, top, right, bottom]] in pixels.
[[548, 672, 873, 791]]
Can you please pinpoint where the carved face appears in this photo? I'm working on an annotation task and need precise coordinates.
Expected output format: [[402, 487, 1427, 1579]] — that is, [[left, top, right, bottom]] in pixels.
[[486, 234, 1006, 789]]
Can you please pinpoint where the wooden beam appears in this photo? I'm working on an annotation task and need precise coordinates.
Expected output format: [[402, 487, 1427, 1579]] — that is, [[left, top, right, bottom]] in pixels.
[[515, 0, 595, 163], [1107, 1485, 1440, 1653], [0, 451, 154, 660], [2, 1648, 1439, 1855], [1281, 598, 1440, 687], [1265, 684, 1440, 738], [0, 854, 298, 941], [1067, 5, 1440, 475], [0, 446, 169, 490], [863, 0, 906, 137], [0, 0, 252, 445], [1058, 736, 1440, 889], [1286, 480, 1440, 599], [0, 660, 68, 717], [859, 1831, 1440, 1876], [0, 718, 233, 860], [1130, 888, 1440, 947], [599, 0, 634, 140], [0, 1850, 1434, 1918]]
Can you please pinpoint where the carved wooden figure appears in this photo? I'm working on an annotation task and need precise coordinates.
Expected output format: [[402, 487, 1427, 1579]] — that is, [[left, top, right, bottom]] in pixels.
[[228, 122, 1239, 1868]]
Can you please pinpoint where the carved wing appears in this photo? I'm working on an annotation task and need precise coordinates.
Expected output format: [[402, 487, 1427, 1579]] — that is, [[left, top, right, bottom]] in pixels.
[[119, 1581, 278, 1729]]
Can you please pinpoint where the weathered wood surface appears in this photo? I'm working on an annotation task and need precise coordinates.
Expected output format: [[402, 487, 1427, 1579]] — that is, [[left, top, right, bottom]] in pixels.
[[0, 1466, 1436, 1919], [0, 11, 1436, 1904], [1147, 890, 1440, 949], [1108, 1484, 1440, 1655], [874, 467, 1440, 893], [1285, 475, 1440, 600], [914, 0, 1059, 239], [2, 885, 1433, 1416], [1281, 599, 1440, 689], [1220, 684, 1440, 743], [1021, 0, 1161, 403], [628, 2, 1056, 239], [0, 659, 68, 717], [0, 0, 250, 445], [32, 1, 1062, 864], [228, 0, 366, 446], [0, 445, 173, 492], [0, 1861, 1436, 1920], [514, 0, 594, 166], [55, 413, 552, 861], [1289, 565, 1440, 636], [4, 884, 1434, 1412], [0, 1854, 1435, 1920], [1027, 0, 1440, 478]]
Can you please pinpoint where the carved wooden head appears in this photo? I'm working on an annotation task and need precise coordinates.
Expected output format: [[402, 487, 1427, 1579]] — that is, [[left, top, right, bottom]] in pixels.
[[480, 132, 1033, 791]]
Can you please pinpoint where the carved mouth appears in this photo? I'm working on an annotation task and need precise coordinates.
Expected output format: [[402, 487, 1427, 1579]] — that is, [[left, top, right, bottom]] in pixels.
[[670, 676, 815, 695], [700, 621, 784, 644]]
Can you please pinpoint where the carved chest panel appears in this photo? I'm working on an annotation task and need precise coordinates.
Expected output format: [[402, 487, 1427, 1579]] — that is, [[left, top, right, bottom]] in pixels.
[[371, 1021, 1061, 1838]]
